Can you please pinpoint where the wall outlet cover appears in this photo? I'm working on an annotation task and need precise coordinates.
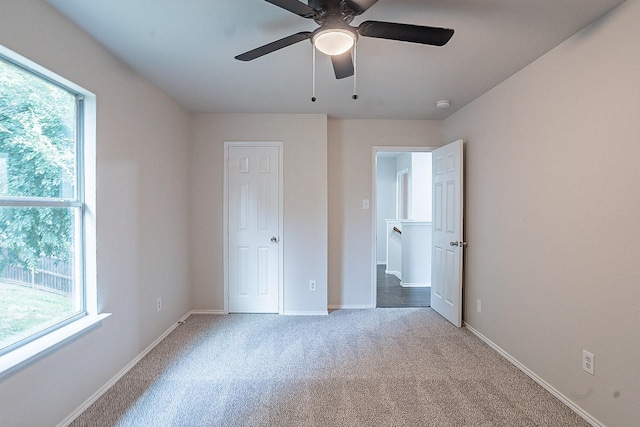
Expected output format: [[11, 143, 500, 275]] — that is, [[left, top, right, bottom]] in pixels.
[[582, 350, 595, 375]]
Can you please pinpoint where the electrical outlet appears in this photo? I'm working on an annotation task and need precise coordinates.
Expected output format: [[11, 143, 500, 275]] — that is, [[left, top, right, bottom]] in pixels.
[[309, 280, 317, 291], [476, 299, 482, 313], [582, 350, 595, 375], [157, 297, 162, 312]]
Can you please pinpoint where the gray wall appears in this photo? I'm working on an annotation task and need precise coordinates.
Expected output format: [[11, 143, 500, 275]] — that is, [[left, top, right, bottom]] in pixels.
[[189, 113, 328, 314], [0, 1, 191, 426], [443, 1, 640, 425], [328, 120, 443, 308], [2, 0, 638, 425]]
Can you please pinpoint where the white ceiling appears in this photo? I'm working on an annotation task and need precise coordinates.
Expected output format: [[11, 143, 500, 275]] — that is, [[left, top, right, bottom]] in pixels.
[[47, 0, 624, 120]]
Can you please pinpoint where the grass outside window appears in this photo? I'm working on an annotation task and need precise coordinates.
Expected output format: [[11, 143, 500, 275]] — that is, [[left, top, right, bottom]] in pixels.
[[0, 279, 76, 350]]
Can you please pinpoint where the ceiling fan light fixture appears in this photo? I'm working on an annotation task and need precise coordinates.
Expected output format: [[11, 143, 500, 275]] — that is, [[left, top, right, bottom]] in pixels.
[[312, 28, 356, 56]]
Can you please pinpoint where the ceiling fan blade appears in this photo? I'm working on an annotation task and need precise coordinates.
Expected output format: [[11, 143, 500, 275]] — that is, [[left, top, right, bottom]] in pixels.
[[235, 32, 312, 61], [342, 0, 379, 15], [358, 21, 454, 46], [331, 52, 354, 79], [264, 0, 315, 18]]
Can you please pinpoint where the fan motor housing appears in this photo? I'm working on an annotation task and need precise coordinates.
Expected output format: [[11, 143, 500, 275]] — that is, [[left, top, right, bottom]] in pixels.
[[310, 0, 356, 25]]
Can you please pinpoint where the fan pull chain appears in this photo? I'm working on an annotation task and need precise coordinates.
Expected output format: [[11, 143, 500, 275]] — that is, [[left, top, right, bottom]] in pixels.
[[352, 43, 358, 100], [311, 45, 317, 102]]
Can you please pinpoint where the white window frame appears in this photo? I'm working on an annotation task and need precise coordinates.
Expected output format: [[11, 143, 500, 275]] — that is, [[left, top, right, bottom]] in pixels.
[[0, 45, 107, 378]]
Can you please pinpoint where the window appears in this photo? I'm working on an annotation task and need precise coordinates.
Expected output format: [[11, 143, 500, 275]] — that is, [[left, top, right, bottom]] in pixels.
[[0, 45, 100, 370]]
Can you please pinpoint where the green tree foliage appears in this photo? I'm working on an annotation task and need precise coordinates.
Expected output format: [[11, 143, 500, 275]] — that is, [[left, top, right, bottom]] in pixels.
[[0, 58, 76, 271]]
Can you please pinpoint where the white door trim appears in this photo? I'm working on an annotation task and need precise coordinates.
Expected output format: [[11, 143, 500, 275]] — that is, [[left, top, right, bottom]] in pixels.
[[371, 146, 438, 308], [224, 141, 284, 314]]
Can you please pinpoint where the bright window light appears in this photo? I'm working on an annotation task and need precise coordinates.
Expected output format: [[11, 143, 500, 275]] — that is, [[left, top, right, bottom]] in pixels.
[[0, 47, 95, 362]]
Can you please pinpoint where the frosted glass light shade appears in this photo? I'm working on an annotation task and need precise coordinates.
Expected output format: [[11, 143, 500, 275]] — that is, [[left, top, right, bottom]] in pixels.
[[313, 29, 356, 56]]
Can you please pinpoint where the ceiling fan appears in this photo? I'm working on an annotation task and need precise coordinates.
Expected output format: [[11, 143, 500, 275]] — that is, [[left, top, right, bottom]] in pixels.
[[235, 0, 455, 81]]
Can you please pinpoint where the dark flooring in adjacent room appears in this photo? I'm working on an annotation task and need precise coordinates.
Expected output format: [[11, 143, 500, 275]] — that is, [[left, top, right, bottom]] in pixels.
[[376, 264, 430, 308]]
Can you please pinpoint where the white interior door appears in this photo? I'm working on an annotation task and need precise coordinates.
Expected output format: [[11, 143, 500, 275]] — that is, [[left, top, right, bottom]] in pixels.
[[431, 140, 464, 327], [228, 145, 280, 313]]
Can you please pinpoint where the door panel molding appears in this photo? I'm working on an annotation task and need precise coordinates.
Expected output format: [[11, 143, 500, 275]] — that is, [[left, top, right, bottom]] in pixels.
[[431, 139, 464, 327]]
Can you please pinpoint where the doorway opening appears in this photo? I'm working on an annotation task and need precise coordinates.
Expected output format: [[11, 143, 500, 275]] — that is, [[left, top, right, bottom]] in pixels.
[[373, 148, 433, 308]]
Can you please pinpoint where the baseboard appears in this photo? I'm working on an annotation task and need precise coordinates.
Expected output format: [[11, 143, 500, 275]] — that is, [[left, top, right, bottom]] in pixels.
[[400, 282, 431, 288], [328, 304, 374, 310], [58, 311, 192, 427], [282, 311, 328, 316], [190, 309, 225, 315], [464, 323, 604, 427], [385, 270, 401, 280]]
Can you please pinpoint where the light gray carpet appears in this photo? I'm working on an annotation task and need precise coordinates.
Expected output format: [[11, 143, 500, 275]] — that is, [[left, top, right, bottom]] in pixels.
[[71, 309, 588, 426]]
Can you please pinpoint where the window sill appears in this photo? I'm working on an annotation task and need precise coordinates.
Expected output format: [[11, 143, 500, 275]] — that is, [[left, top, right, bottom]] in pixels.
[[0, 313, 111, 380]]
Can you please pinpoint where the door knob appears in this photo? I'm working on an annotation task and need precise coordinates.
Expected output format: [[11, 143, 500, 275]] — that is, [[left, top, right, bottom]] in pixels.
[[450, 241, 468, 247], [271, 236, 279, 243], [450, 241, 459, 247]]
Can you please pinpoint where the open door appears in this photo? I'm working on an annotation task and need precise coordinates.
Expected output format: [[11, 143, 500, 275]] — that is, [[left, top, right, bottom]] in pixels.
[[431, 140, 464, 327]]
